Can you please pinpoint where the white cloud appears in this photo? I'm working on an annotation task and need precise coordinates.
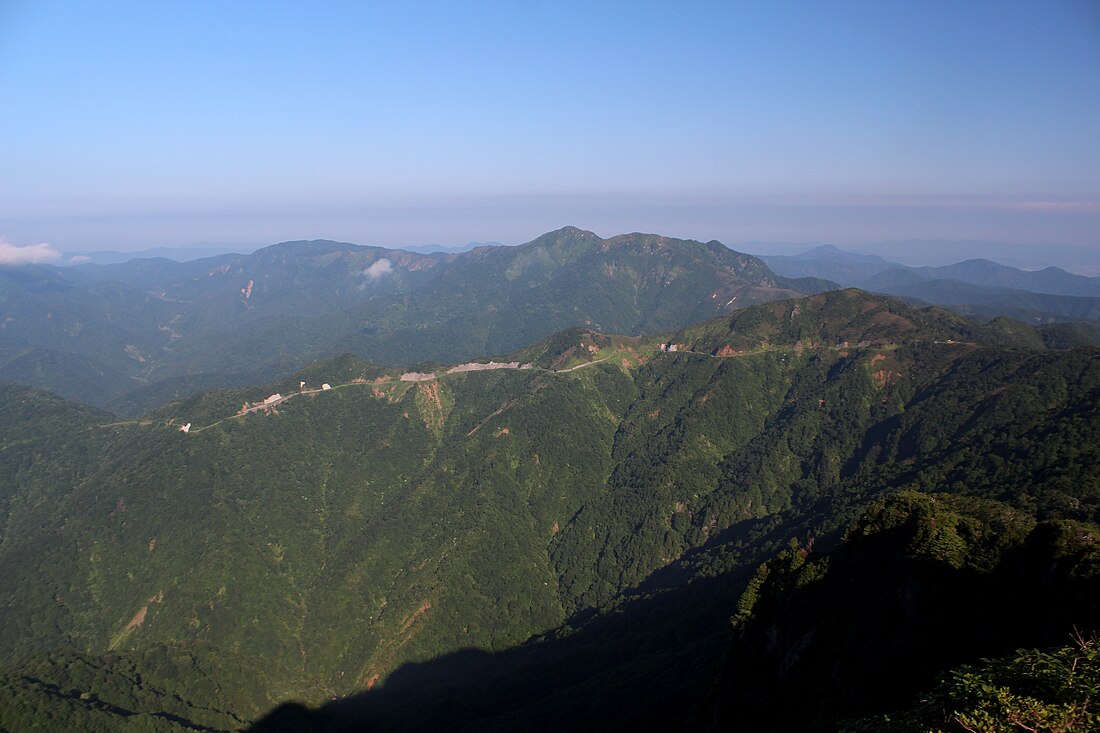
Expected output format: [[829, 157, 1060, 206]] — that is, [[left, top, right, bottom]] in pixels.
[[67, 254, 92, 264], [363, 258, 394, 280], [0, 238, 62, 265]]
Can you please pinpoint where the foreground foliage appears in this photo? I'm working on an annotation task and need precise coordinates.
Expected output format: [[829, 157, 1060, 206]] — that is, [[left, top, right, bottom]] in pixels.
[[706, 491, 1099, 731], [845, 636, 1100, 733]]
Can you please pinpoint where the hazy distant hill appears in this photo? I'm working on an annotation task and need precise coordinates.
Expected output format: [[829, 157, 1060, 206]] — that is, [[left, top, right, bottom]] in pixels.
[[766, 246, 1100, 296], [63, 243, 259, 265], [400, 240, 504, 254], [0, 227, 810, 414], [748, 239, 1100, 272], [861, 258, 1100, 297], [883, 279, 1100, 323], [0, 265, 175, 406], [764, 245, 1100, 324], [761, 244, 902, 284], [1, 290, 1097, 731], [858, 239, 1100, 272]]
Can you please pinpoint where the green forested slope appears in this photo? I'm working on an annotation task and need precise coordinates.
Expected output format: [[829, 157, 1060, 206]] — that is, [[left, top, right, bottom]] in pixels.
[[148, 227, 806, 395], [0, 648, 255, 732], [1, 290, 1097, 731], [1, 228, 807, 416], [0, 382, 116, 544]]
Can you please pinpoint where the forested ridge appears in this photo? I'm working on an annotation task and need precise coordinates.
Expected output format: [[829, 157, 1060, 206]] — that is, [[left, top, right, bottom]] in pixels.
[[0, 289, 1097, 731], [0, 227, 815, 416]]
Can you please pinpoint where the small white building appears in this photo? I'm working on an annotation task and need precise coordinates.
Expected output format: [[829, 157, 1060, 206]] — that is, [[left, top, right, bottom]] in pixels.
[[180, 423, 191, 433], [321, 383, 332, 391], [264, 393, 282, 405]]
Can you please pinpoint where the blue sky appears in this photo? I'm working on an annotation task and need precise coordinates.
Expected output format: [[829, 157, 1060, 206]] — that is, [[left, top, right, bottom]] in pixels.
[[1, 0, 1097, 259]]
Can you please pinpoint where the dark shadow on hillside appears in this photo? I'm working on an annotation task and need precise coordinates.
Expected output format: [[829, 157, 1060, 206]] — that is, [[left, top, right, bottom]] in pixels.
[[249, 564, 750, 733], [625, 496, 859, 598], [249, 487, 1100, 733], [246, 493, 874, 733]]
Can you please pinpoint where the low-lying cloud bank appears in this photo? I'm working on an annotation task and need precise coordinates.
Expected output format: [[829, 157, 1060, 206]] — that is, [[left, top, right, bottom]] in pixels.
[[0, 238, 62, 265]]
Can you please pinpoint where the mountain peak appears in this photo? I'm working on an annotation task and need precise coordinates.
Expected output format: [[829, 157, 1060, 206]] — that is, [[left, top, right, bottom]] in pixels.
[[552, 225, 600, 239], [257, 239, 364, 257], [951, 258, 1003, 269], [519, 226, 603, 251]]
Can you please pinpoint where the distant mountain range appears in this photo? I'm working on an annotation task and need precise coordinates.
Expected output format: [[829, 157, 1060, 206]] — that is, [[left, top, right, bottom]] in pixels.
[[763, 245, 1100, 324], [747, 238, 1100, 273], [1, 289, 1096, 731], [2, 227, 821, 415], [398, 240, 505, 254], [9, 229, 1099, 416], [63, 240, 504, 265], [62, 243, 262, 265]]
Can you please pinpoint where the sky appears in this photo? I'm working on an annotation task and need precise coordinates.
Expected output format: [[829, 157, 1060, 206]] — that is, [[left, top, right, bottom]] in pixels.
[[1, 0, 1098, 265]]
